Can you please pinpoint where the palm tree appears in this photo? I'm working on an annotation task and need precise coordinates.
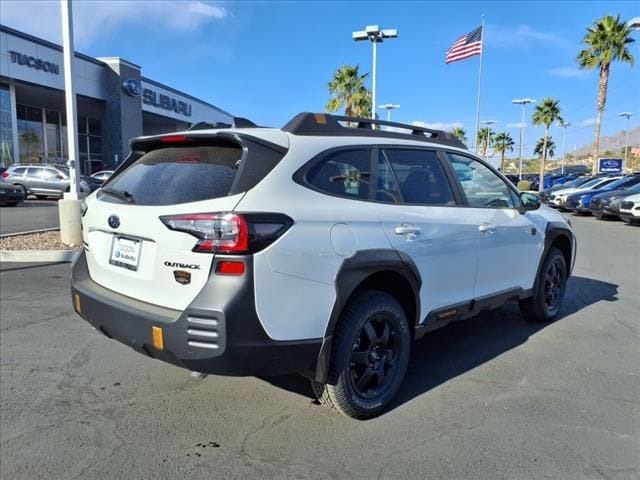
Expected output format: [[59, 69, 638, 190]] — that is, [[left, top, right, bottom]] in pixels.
[[493, 132, 515, 172], [326, 65, 371, 118], [577, 14, 635, 174], [451, 127, 467, 145], [476, 128, 494, 157], [534, 136, 556, 160], [532, 98, 563, 192]]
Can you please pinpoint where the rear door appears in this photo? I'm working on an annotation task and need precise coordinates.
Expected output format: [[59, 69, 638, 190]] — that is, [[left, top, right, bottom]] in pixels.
[[82, 137, 283, 311], [375, 148, 478, 321]]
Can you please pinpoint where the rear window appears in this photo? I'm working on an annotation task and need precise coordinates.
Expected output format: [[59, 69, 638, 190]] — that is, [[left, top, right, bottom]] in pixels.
[[101, 138, 285, 206], [102, 144, 243, 205]]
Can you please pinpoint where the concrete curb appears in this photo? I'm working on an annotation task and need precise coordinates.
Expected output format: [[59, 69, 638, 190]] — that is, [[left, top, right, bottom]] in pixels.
[[0, 249, 79, 263], [0, 227, 60, 239]]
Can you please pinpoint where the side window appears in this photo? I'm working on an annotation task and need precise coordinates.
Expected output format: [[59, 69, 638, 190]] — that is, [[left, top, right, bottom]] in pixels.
[[41, 169, 58, 180], [381, 149, 455, 205], [12, 167, 26, 175], [27, 167, 43, 178], [307, 150, 371, 200], [447, 153, 515, 208]]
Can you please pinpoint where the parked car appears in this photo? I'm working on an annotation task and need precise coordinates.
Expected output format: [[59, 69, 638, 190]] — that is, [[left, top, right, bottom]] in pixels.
[[2, 164, 92, 198], [619, 194, 640, 225], [548, 175, 623, 209], [71, 112, 575, 419], [565, 175, 640, 214], [0, 181, 25, 206], [590, 183, 640, 220], [90, 170, 114, 184], [540, 176, 593, 204]]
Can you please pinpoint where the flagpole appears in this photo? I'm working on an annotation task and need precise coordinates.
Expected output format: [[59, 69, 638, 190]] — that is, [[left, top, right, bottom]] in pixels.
[[474, 16, 485, 154]]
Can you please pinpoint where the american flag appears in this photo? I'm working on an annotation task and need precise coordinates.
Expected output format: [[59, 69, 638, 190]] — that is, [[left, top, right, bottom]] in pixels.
[[446, 26, 483, 64]]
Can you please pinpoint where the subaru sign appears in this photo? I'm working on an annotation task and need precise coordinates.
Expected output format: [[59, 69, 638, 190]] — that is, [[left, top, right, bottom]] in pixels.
[[598, 158, 623, 174], [122, 78, 142, 97]]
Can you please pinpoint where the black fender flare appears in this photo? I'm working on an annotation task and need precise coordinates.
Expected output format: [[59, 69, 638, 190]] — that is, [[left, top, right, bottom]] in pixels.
[[313, 249, 421, 383], [532, 222, 576, 297]]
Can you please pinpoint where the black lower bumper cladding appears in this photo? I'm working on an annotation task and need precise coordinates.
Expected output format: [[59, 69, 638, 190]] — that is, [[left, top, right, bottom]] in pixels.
[[71, 251, 321, 377]]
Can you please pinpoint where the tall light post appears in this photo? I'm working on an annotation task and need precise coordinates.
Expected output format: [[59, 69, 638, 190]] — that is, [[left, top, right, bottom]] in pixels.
[[353, 25, 398, 119], [480, 119, 496, 157], [512, 98, 536, 178], [559, 120, 570, 175], [378, 103, 400, 122], [618, 112, 632, 169], [58, 0, 83, 246]]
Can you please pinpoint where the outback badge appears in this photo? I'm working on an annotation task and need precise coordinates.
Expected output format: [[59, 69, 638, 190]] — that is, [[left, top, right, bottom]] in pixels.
[[173, 270, 191, 285]]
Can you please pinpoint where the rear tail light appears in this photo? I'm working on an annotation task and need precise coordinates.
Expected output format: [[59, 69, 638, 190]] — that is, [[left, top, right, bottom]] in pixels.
[[1, 172, 8, 178], [160, 212, 292, 254], [160, 135, 191, 143]]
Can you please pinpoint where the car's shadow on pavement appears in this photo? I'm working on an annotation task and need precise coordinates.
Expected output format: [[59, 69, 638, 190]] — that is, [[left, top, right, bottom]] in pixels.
[[261, 275, 619, 415]]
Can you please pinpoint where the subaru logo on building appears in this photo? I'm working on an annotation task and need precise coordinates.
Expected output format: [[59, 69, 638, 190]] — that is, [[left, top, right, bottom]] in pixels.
[[108, 215, 120, 229], [122, 78, 142, 97]]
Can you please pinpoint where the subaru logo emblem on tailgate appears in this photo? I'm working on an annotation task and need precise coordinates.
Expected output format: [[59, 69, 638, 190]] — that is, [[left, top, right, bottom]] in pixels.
[[108, 215, 120, 229], [173, 270, 191, 285]]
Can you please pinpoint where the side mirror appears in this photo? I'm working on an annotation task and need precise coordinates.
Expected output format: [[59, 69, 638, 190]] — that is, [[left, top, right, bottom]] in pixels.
[[520, 191, 541, 212]]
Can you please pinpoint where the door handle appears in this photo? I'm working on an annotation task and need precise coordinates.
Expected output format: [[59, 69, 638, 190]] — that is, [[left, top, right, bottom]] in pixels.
[[395, 224, 421, 238], [478, 223, 496, 235]]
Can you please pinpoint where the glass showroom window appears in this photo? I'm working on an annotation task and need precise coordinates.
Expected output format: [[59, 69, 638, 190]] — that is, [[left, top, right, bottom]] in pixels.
[[0, 84, 14, 167], [45, 110, 63, 162], [17, 105, 44, 164]]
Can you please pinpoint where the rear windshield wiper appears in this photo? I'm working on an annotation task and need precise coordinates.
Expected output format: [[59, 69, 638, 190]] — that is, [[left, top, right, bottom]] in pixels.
[[100, 187, 136, 204]]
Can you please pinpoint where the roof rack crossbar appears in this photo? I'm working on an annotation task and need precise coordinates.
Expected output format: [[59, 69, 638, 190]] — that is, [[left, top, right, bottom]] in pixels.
[[282, 112, 466, 149]]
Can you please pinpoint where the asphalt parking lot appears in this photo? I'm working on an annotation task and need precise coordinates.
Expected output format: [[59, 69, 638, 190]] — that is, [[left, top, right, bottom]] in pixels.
[[0, 199, 60, 235], [1, 215, 638, 480]]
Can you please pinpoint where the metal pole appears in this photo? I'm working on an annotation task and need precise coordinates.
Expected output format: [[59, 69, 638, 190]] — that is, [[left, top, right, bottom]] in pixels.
[[387, 109, 391, 122], [371, 40, 377, 120], [562, 123, 567, 175], [518, 105, 524, 179], [624, 116, 630, 168], [61, 0, 80, 198], [474, 16, 485, 153]]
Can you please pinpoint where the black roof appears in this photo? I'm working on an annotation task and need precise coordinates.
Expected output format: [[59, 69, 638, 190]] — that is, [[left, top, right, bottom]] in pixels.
[[282, 112, 467, 149]]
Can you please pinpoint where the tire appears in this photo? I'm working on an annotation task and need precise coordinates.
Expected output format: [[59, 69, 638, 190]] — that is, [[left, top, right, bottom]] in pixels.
[[14, 184, 27, 196], [311, 289, 411, 419], [519, 247, 567, 323]]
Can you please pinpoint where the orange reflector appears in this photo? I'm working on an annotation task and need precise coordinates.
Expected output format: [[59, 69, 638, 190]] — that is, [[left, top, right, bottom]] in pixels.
[[152, 326, 164, 351], [314, 113, 327, 124], [74, 294, 81, 314]]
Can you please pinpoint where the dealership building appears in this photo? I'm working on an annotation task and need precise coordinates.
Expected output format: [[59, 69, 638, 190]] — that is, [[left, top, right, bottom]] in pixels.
[[0, 24, 233, 173]]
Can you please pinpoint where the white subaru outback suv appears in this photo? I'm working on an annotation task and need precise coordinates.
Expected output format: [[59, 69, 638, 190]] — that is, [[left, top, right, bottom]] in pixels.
[[71, 113, 576, 419]]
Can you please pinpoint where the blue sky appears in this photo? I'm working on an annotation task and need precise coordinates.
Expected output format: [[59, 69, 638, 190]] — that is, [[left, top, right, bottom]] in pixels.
[[1, 1, 638, 155]]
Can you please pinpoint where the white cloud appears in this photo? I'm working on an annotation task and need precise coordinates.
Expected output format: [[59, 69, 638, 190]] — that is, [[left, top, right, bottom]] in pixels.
[[411, 120, 464, 132], [0, 1, 227, 47], [578, 118, 597, 127], [548, 67, 589, 78], [488, 24, 567, 48], [507, 122, 526, 128]]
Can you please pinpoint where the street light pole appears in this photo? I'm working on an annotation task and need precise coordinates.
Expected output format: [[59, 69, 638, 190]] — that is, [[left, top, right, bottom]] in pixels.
[[378, 104, 400, 122], [618, 112, 632, 169], [559, 120, 570, 175], [58, 0, 83, 246], [512, 98, 536, 178], [353, 25, 398, 119]]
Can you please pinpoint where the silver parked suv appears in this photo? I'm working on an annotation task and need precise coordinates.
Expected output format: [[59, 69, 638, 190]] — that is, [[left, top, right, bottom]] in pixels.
[[2, 164, 93, 198]]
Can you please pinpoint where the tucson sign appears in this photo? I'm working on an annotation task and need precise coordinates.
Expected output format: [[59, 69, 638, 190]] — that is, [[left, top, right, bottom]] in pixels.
[[9, 50, 59, 74]]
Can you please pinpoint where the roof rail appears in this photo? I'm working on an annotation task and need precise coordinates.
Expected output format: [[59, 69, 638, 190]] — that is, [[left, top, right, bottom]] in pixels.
[[282, 112, 466, 149], [187, 117, 258, 131]]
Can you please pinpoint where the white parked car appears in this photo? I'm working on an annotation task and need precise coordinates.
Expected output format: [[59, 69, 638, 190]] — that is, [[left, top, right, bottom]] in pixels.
[[548, 175, 623, 208], [619, 193, 640, 224], [71, 113, 576, 418]]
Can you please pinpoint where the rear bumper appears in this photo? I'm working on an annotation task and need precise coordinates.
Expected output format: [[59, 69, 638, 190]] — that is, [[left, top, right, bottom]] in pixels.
[[71, 251, 321, 377]]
